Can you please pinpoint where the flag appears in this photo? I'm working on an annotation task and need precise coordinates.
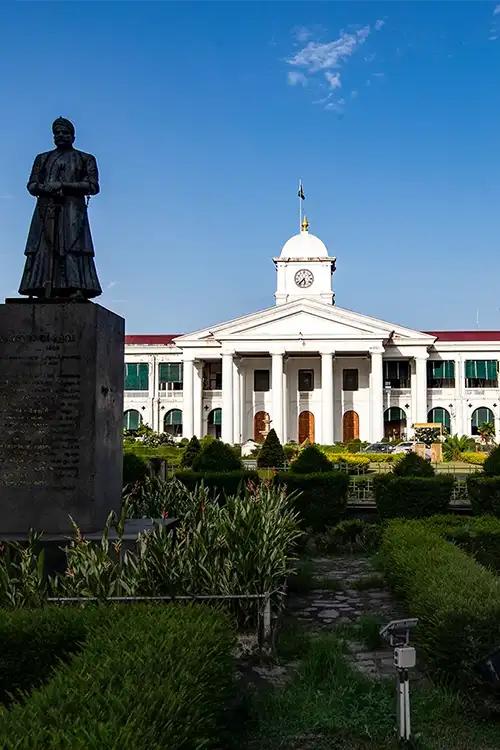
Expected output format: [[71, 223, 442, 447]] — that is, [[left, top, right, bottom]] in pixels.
[[298, 182, 305, 200]]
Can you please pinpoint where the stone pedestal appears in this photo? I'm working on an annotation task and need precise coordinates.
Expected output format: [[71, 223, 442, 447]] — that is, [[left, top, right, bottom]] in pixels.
[[0, 301, 124, 534]]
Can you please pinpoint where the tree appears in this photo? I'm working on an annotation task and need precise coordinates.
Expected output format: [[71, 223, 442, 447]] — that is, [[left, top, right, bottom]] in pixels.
[[483, 444, 500, 476], [393, 452, 435, 477], [443, 435, 476, 461], [290, 444, 333, 474], [192, 439, 242, 472], [257, 429, 286, 468], [180, 435, 201, 468], [478, 422, 496, 446]]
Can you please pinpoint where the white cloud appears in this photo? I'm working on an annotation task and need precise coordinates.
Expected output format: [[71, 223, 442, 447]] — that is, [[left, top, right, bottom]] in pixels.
[[325, 97, 346, 112], [106, 280, 118, 290], [350, 89, 358, 99], [325, 71, 341, 89], [372, 72, 385, 78], [287, 26, 371, 72], [494, 4, 500, 15], [292, 25, 313, 43], [287, 71, 308, 86], [375, 19, 385, 31]]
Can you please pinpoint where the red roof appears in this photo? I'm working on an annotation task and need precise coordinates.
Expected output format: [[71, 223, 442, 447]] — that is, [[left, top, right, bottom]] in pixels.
[[426, 331, 500, 342], [125, 334, 181, 345]]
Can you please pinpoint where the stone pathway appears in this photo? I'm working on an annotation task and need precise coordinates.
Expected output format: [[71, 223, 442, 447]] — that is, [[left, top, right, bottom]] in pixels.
[[285, 555, 421, 681]]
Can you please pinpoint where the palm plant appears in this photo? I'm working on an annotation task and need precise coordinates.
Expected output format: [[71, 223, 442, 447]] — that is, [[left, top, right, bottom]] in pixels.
[[443, 434, 476, 461], [478, 421, 496, 446]]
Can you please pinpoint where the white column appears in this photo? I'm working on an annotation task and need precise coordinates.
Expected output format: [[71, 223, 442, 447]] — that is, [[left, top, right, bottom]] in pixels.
[[221, 352, 234, 444], [233, 358, 241, 444], [414, 353, 429, 425], [321, 351, 334, 444], [193, 360, 203, 438], [370, 349, 384, 441], [182, 355, 194, 439], [271, 352, 284, 442], [454, 355, 465, 435]]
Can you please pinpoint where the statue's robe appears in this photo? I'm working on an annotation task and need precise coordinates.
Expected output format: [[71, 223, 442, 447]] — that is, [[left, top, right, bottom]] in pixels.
[[19, 148, 102, 298]]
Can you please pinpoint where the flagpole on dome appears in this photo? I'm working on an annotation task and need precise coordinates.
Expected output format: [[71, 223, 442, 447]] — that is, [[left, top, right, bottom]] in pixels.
[[298, 179, 305, 230]]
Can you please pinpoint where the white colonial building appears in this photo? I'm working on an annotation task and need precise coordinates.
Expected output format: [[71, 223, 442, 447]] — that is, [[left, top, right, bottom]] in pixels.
[[124, 218, 500, 444]]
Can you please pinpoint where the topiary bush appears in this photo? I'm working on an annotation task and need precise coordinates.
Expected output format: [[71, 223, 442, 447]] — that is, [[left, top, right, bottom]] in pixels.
[[0, 605, 235, 749], [175, 469, 259, 497], [180, 435, 201, 468], [466, 475, 500, 516], [374, 475, 453, 519], [290, 444, 332, 474], [483, 444, 500, 476], [274, 471, 349, 530], [123, 452, 149, 484], [392, 451, 435, 477], [257, 428, 286, 468], [192, 439, 242, 472], [380, 520, 500, 685]]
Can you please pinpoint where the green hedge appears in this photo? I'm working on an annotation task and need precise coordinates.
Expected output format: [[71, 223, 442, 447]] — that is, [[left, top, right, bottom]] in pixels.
[[0, 607, 99, 706], [425, 514, 500, 573], [175, 469, 259, 496], [374, 475, 453, 519], [274, 471, 349, 531], [0, 604, 234, 749], [466, 475, 500, 516], [380, 520, 500, 683]]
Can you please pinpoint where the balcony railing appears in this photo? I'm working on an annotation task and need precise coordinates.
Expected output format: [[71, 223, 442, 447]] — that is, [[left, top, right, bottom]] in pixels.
[[124, 390, 149, 398], [158, 390, 183, 399]]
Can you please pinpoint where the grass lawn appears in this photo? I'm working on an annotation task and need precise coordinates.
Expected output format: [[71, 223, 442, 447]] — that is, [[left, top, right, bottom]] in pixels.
[[242, 623, 500, 750], [123, 444, 183, 466]]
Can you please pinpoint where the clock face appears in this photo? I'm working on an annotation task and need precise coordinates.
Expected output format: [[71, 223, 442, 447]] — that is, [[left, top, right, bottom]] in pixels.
[[294, 269, 314, 288]]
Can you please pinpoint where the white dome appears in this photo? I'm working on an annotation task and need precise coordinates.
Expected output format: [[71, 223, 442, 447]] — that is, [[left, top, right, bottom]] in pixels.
[[279, 229, 329, 259]]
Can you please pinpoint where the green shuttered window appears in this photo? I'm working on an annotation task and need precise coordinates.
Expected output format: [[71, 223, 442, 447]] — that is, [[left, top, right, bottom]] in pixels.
[[428, 407, 451, 430], [209, 408, 222, 426], [159, 363, 183, 383], [465, 360, 498, 380], [124, 363, 149, 390], [428, 361, 454, 379]]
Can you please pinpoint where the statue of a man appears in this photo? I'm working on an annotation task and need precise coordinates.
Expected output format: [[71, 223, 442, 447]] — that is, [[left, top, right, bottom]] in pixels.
[[19, 117, 102, 299]]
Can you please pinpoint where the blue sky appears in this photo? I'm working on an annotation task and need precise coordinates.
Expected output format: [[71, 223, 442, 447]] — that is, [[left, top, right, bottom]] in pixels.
[[1, 1, 500, 333]]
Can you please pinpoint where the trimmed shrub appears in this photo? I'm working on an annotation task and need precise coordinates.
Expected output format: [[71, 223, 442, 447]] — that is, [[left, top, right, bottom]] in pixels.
[[290, 444, 332, 474], [380, 520, 500, 683], [283, 442, 300, 462], [175, 469, 259, 497], [466, 475, 500, 516], [0, 605, 235, 749], [274, 471, 349, 531], [374, 475, 453, 519], [427, 514, 500, 573], [192, 439, 242, 472], [257, 428, 286, 468], [318, 519, 381, 554], [461, 451, 487, 465], [180, 435, 201, 468], [483, 444, 500, 476], [123, 451, 149, 484], [0, 607, 98, 706], [392, 452, 435, 477]]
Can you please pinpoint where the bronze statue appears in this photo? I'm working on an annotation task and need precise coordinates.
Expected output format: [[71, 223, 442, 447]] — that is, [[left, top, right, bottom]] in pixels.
[[19, 117, 102, 299]]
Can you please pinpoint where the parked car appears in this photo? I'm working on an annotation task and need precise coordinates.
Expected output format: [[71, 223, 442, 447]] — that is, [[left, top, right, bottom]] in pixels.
[[391, 442, 415, 455], [362, 443, 394, 454]]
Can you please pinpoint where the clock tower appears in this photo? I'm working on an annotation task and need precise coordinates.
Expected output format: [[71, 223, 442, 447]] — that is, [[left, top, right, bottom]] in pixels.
[[273, 217, 336, 306]]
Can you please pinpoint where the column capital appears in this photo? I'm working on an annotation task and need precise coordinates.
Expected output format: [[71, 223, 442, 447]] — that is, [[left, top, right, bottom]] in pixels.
[[369, 347, 385, 356], [319, 349, 336, 357]]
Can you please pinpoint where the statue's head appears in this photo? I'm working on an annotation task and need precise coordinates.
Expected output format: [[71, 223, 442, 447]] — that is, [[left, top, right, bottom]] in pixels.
[[52, 117, 75, 149]]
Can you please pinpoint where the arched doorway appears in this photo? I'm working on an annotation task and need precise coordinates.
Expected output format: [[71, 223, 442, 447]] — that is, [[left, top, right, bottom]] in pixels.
[[471, 407, 495, 437], [428, 407, 451, 434], [254, 411, 270, 443], [384, 407, 407, 439], [164, 408, 183, 437], [298, 410, 315, 444], [207, 408, 222, 439], [124, 409, 142, 431], [343, 410, 360, 442]]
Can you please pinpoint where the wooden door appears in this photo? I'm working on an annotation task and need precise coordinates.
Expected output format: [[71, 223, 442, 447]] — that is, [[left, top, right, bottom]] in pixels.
[[298, 411, 315, 444], [343, 410, 359, 442], [254, 411, 270, 443]]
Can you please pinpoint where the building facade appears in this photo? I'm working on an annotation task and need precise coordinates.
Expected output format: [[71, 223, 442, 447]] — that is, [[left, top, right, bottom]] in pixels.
[[124, 220, 500, 444]]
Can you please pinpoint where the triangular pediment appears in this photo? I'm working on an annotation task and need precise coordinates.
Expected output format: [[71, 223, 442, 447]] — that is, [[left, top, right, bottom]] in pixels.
[[175, 299, 434, 345]]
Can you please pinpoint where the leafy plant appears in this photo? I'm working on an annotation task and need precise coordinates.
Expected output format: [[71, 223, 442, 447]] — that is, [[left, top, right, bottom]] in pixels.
[[443, 434, 476, 461], [317, 519, 381, 554], [0, 532, 46, 608], [393, 451, 435, 477], [192, 439, 242, 472], [257, 428, 286, 468], [483, 444, 500, 476], [290, 444, 332, 474], [478, 421, 496, 446], [179, 435, 201, 468]]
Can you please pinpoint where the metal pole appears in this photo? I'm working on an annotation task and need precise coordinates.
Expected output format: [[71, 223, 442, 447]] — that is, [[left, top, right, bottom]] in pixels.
[[396, 669, 411, 742]]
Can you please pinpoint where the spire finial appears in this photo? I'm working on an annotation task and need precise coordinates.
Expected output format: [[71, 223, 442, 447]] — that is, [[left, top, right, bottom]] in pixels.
[[301, 215, 309, 232]]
